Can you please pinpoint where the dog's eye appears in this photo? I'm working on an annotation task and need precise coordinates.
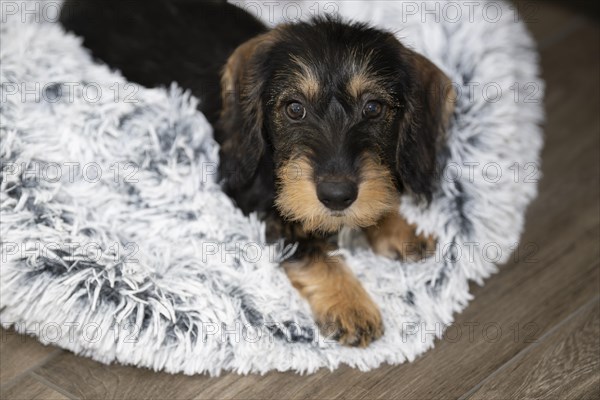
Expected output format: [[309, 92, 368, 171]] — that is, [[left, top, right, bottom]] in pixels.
[[363, 101, 383, 119], [286, 102, 306, 120]]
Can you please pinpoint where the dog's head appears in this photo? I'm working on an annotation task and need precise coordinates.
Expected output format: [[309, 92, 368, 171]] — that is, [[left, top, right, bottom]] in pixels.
[[218, 17, 454, 234]]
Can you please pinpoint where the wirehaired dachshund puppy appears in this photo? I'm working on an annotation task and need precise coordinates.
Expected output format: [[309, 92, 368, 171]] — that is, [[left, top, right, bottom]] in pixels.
[[61, 0, 454, 347]]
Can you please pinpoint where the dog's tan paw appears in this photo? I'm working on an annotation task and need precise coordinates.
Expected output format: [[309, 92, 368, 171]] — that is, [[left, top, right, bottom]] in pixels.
[[371, 230, 436, 262], [403, 232, 437, 262], [284, 255, 383, 347], [316, 299, 384, 347], [366, 212, 437, 261]]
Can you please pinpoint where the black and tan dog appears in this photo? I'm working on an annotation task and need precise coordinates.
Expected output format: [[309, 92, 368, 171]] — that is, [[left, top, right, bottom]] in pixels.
[[61, 0, 454, 347]]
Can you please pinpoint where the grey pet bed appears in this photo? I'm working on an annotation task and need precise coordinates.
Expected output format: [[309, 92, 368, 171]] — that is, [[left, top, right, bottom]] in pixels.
[[0, 0, 543, 375]]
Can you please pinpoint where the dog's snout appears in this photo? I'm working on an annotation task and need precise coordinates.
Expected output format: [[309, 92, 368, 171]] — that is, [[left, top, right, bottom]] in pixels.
[[317, 180, 358, 211]]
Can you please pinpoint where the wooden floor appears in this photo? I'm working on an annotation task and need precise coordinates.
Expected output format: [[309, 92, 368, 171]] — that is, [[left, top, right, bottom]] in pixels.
[[1, 2, 599, 399]]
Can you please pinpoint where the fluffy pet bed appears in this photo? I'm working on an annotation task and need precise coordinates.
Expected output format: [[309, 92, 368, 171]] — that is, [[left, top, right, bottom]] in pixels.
[[0, 0, 543, 375]]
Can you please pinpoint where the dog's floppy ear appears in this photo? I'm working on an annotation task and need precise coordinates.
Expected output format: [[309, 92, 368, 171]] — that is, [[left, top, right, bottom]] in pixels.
[[217, 32, 276, 191], [395, 49, 455, 201]]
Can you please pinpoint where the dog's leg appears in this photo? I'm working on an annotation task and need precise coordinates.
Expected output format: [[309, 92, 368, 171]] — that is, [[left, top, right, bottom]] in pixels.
[[282, 241, 383, 347], [365, 210, 436, 261]]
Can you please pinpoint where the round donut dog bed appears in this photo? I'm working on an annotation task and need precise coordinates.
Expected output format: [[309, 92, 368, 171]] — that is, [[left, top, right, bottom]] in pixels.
[[0, 0, 543, 375]]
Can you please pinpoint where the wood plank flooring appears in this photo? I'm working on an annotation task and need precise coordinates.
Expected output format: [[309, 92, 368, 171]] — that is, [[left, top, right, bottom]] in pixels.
[[1, 1, 599, 399]]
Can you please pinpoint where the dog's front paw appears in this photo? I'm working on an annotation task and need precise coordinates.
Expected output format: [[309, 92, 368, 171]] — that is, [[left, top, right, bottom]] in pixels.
[[404, 233, 437, 262], [284, 254, 384, 347], [371, 230, 436, 262], [366, 212, 437, 261], [315, 295, 384, 347]]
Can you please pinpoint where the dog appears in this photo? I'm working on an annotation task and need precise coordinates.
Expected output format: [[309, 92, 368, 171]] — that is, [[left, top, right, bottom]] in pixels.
[[61, 0, 454, 347]]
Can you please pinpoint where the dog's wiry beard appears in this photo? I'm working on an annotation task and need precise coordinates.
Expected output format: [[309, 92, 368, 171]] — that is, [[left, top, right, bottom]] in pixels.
[[275, 155, 398, 234]]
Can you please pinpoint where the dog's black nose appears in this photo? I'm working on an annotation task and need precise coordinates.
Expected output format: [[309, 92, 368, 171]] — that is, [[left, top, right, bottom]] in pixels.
[[316, 180, 358, 210]]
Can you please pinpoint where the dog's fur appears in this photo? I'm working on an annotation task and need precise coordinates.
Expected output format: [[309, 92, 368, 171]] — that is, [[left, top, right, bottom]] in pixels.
[[61, 0, 454, 347]]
